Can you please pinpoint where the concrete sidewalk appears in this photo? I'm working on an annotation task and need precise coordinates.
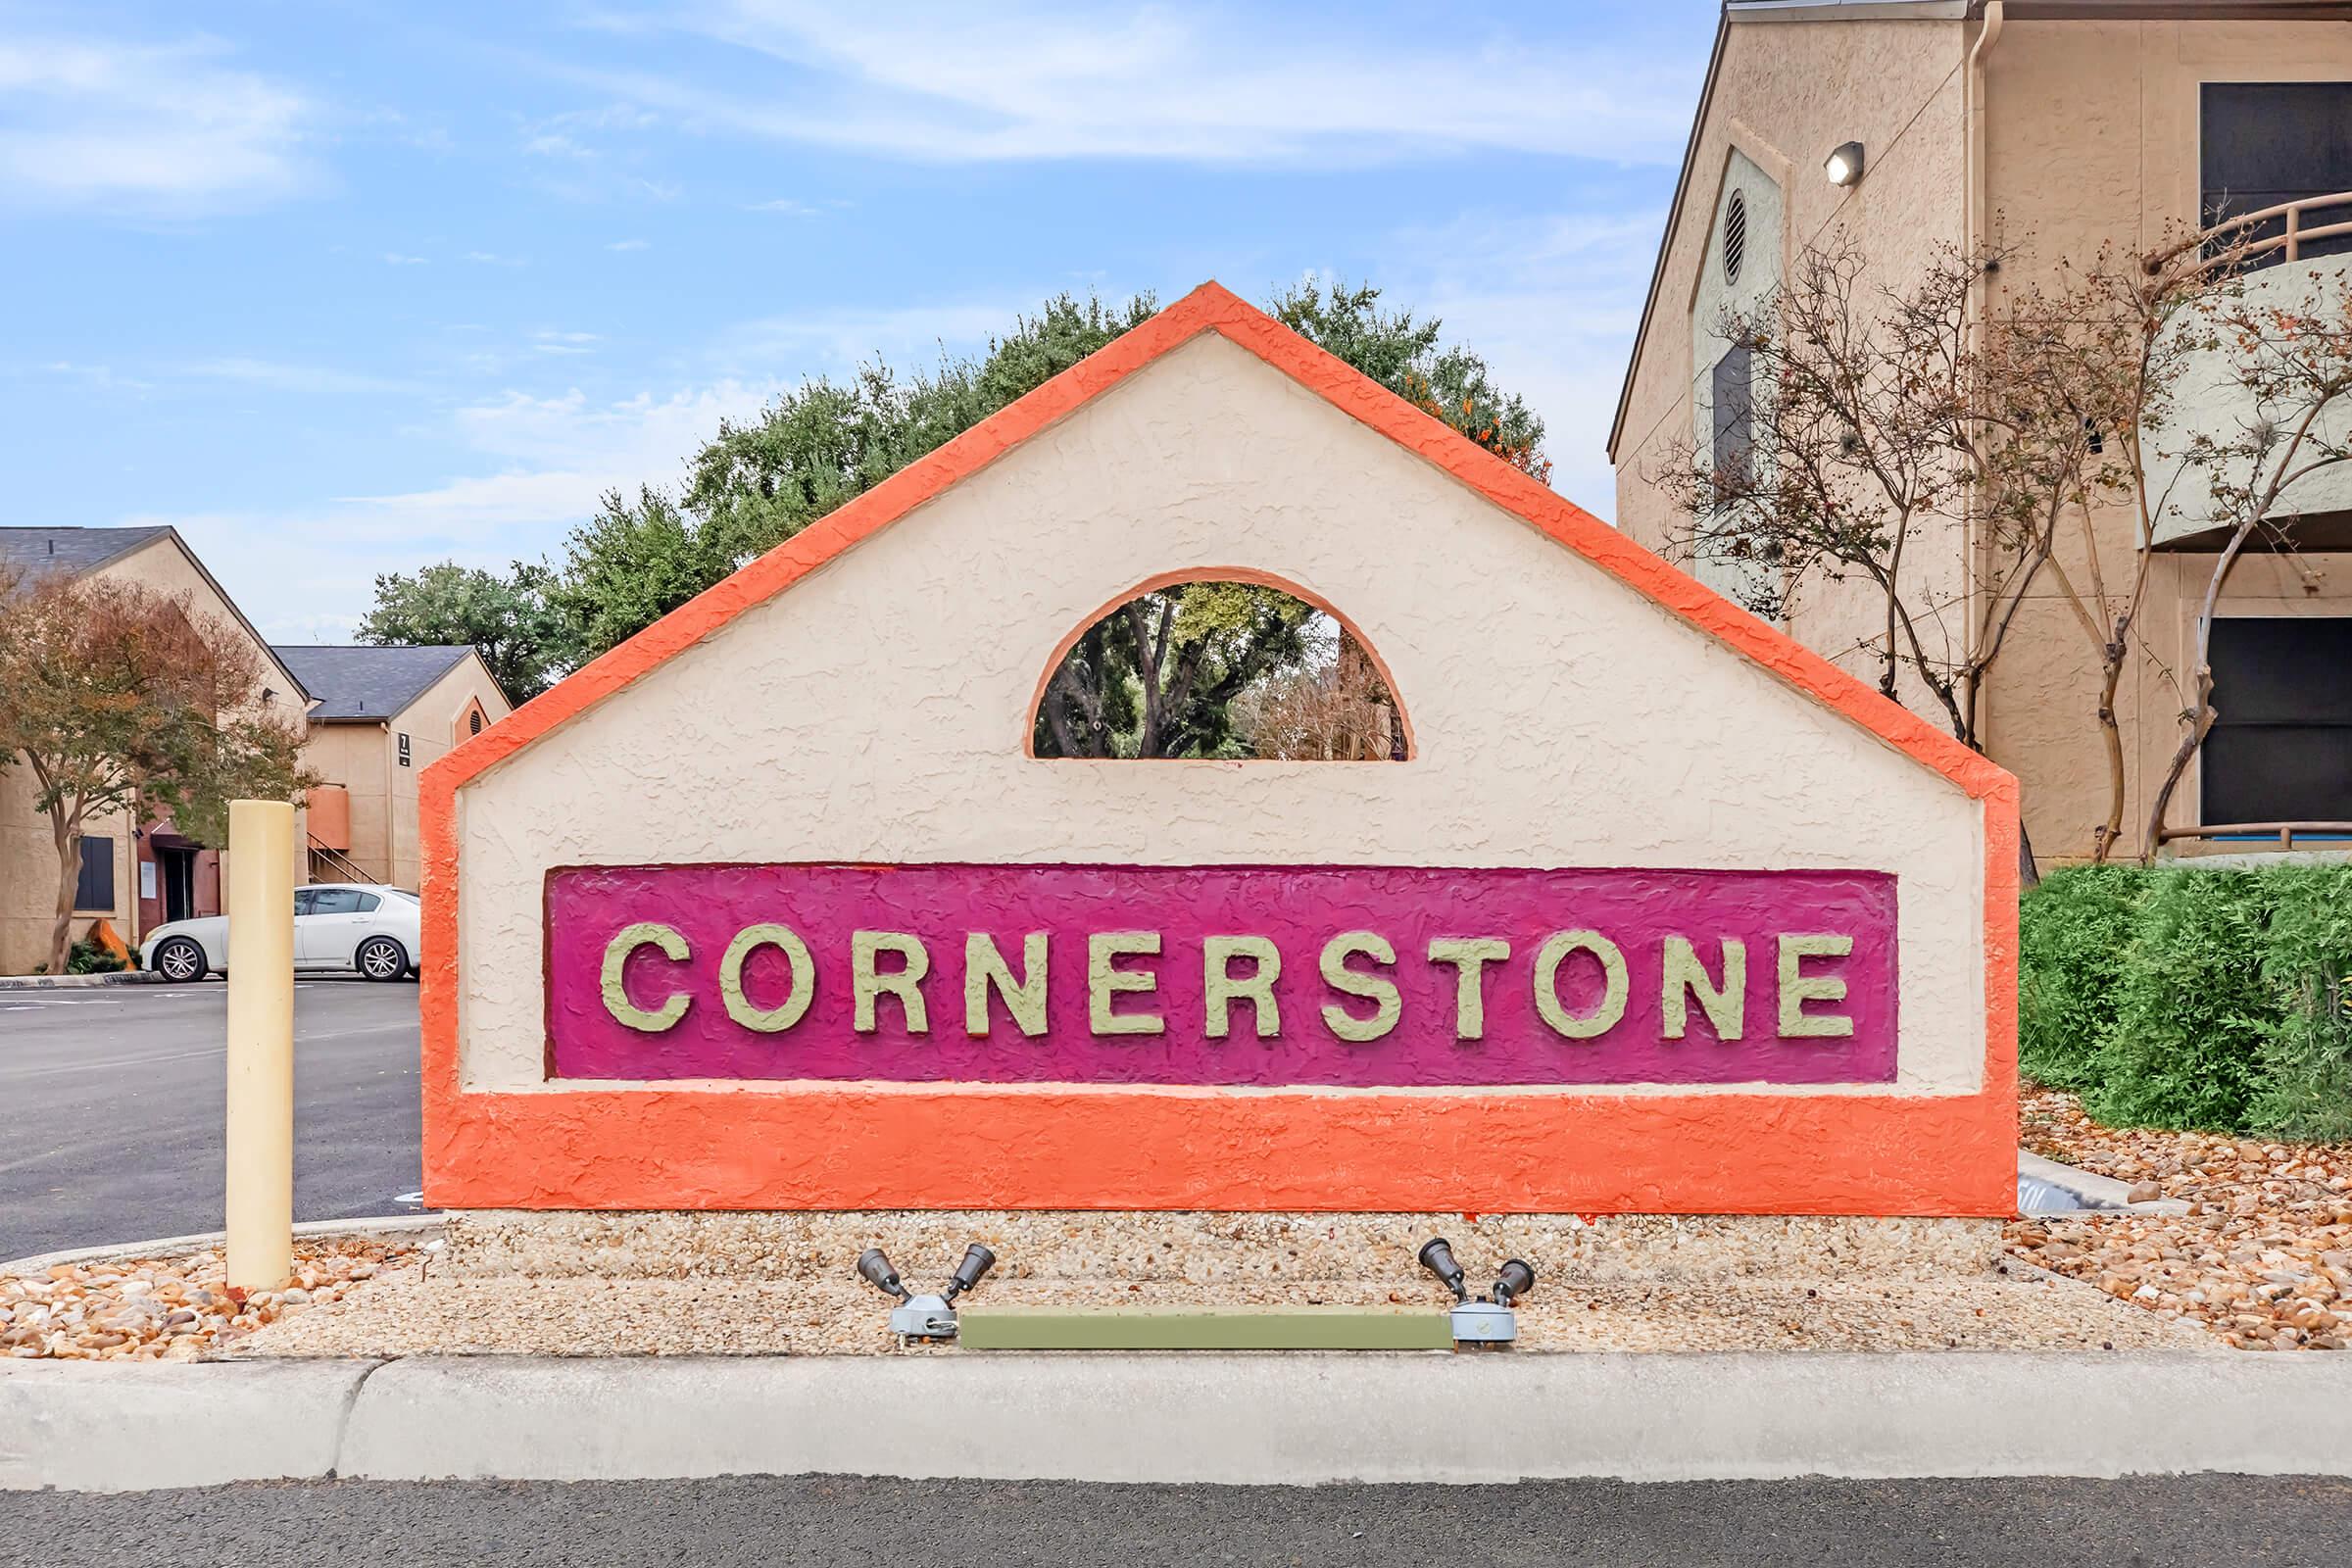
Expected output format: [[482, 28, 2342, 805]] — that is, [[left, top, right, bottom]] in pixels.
[[5, 1351, 2348, 1492]]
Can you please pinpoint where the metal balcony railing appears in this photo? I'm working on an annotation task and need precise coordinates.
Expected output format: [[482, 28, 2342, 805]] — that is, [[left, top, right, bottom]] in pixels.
[[2144, 190, 2352, 274], [2158, 821, 2352, 850]]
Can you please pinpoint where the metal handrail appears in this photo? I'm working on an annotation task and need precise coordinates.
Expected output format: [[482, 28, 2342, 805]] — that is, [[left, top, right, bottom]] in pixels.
[[306, 836, 379, 885], [2144, 189, 2352, 273], [2158, 821, 2352, 849]]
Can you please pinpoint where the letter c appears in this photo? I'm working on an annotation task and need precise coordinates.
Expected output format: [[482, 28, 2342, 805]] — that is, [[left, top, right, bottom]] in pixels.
[[601, 921, 692, 1033]]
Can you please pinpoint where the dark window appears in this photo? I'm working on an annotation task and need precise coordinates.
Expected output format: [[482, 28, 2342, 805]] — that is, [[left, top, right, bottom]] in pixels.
[[397, 733, 413, 767], [1711, 343, 1754, 485], [294, 889, 318, 917], [355, 893, 381, 913], [2201, 82, 2352, 269], [72, 835, 114, 911], [2202, 617, 2352, 824], [309, 888, 367, 915]]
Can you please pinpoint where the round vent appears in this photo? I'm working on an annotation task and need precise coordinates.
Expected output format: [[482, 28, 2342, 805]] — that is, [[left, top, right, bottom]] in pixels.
[[469, 709, 484, 736], [1723, 189, 1748, 286]]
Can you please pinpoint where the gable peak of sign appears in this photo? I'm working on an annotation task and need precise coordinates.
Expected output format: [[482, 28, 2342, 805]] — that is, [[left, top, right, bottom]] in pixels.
[[426, 280, 2009, 809]]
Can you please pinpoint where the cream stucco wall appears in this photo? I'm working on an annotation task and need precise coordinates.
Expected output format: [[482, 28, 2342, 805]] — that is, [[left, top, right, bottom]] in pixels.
[[304, 654, 510, 890], [304, 722, 394, 883], [1612, 14, 1975, 722], [0, 534, 306, 973], [455, 332, 1990, 1100]]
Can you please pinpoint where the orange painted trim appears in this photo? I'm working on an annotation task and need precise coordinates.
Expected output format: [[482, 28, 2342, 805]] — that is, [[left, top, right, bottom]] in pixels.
[[417, 278, 2022, 1217], [1021, 565, 1418, 760]]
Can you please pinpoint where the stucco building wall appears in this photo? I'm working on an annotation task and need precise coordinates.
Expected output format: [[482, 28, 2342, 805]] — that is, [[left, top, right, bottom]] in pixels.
[[301, 655, 510, 890], [1612, 14, 1974, 724], [1978, 17, 2352, 858], [1616, 10, 2352, 863], [454, 332, 1991, 1108]]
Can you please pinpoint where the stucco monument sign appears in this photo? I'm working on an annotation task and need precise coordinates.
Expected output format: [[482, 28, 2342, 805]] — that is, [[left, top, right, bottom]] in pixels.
[[421, 282, 2017, 1221], [555, 862, 1897, 1087]]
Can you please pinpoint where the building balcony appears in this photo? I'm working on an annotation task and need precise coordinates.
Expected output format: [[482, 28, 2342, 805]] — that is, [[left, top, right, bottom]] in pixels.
[[2143, 192, 2352, 554]]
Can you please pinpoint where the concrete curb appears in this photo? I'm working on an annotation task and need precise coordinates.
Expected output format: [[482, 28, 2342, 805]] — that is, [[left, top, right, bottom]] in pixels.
[[6, 1351, 2348, 1491], [0, 1359, 381, 1491], [0, 970, 161, 992], [2018, 1151, 2192, 1215], [0, 1215, 443, 1277]]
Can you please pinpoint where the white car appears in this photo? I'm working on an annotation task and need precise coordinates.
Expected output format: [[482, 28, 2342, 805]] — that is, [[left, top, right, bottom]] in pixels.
[[140, 884, 422, 983]]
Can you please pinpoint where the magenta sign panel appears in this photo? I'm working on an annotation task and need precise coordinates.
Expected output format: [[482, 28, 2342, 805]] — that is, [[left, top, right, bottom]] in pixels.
[[543, 862, 1898, 1088], [541, 864, 1900, 1086]]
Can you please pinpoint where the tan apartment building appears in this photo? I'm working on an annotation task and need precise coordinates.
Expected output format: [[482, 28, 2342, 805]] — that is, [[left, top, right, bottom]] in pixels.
[[272, 645, 511, 891], [0, 526, 314, 974], [1610, 0, 2352, 863]]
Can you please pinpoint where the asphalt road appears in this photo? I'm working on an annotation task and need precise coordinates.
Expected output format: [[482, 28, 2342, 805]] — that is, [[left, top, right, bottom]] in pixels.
[[2, 1475, 2348, 1566], [0, 980, 423, 1260]]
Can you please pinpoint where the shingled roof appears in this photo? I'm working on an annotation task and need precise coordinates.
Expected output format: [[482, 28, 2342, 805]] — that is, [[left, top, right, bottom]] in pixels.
[[0, 526, 172, 578], [274, 644, 474, 722]]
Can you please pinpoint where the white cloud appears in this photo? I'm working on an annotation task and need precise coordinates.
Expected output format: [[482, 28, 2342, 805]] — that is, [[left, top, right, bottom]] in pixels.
[[383, 251, 428, 266], [0, 32, 316, 215], [558, 2, 1695, 167], [122, 378, 786, 640], [465, 249, 527, 267], [745, 197, 820, 216], [531, 329, 601, 356], [606, 237, 650, 250]]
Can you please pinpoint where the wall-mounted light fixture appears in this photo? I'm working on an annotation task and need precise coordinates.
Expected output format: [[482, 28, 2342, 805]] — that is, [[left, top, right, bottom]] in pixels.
[[1825, 141, 1866, 187]]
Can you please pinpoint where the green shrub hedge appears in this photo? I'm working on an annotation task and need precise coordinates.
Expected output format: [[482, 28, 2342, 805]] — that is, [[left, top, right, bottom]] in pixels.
[[2019, 862, 2352, 1139]]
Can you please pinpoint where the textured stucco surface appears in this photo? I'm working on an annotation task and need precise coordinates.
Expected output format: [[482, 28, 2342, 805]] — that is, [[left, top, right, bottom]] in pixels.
[[545, 861, 1903, 1087], [1618, 13, 2352, 862], [1978, 19, 2352, 858], [455, 331, 1987, 1102]]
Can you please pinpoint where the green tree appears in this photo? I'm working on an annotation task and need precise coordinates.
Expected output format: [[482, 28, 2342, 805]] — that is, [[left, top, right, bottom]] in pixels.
[[451, 281, 1546, 750], [1268, 277, 1550, 480], [357, 560, 569, 704]]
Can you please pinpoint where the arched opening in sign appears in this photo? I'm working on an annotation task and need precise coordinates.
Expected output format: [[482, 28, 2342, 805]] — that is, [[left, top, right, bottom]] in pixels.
[[1028, 570, 1413, 761]]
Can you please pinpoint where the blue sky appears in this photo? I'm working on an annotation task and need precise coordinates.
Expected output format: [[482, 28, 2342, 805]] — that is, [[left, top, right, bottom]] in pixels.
[[2, 0, 1719, 641]]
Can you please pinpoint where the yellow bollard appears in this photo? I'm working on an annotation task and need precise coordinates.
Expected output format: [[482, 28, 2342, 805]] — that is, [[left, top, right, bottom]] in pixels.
[[224, 799, 295, 1292]]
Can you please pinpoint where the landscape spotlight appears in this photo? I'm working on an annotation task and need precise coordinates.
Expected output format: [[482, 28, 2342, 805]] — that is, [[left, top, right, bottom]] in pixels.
[[857, 1242, 999, 1342], [1825, 140, 1865, 187], [1417, 1237, 1469, 1302], [1492, 1259, 1537, 1308], [944, 1243, 998, 1302], [858, 1247, 909, 1301]]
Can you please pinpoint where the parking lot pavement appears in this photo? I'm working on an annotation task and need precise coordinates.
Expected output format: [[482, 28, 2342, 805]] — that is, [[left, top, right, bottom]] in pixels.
[[4, 1475, 2349, 1566], [0, 980, 423, 1260]]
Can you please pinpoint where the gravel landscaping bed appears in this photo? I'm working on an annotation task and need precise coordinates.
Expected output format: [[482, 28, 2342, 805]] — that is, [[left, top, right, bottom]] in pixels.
[[221, 1261, 2209, 1356], [2005, 1086, 2352, 1351], [0, 1239, 418, 1361]]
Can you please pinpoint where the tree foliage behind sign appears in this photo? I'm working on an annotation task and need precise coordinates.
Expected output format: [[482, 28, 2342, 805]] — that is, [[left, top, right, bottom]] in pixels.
[[358, 280, 1547, 755]]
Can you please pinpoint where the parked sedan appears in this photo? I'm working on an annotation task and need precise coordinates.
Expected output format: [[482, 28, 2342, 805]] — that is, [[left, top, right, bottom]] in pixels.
[[140, 884, 422, 983]]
